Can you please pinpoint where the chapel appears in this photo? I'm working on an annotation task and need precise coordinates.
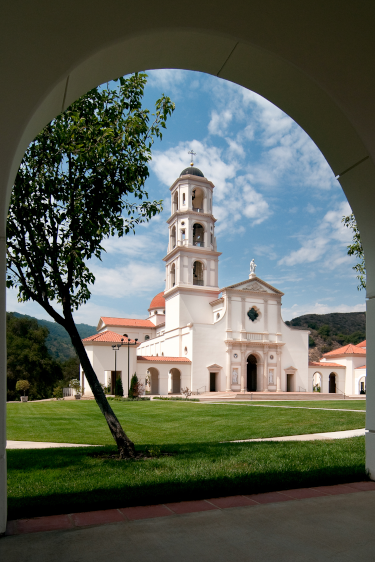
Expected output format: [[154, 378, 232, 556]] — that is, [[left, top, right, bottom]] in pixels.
[[81, 164, 366, 397]]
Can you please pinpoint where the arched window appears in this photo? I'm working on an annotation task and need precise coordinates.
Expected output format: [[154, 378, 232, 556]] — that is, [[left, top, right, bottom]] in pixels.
[[193, 223, 204, 247], [171, 263, 176, 287], [193, 261, 204, 286]]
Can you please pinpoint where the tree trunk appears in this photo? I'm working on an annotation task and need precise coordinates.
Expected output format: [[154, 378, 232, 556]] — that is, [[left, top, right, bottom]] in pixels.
[[65, 320, 136, 459]]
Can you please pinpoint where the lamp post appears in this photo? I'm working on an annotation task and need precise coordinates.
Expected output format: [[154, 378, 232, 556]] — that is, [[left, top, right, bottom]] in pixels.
[[123, 334, 138, 396], [111, 338, 124, 394]]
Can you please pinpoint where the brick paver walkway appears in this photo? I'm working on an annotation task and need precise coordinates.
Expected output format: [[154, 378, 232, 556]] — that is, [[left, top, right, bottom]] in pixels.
[[6, 481, 375, 536]]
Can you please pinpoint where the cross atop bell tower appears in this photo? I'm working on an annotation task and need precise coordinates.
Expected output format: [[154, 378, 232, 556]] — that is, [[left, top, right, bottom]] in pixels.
[[188, 149, 196, 166], [163, 163, 221, 330]]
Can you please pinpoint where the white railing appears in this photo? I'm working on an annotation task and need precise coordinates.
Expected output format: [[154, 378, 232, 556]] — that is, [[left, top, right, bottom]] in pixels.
[[194, 385, 206, 395], [193, 207, 204, 213], [246, 333, 263, 341], [63, 387, 77, 397]]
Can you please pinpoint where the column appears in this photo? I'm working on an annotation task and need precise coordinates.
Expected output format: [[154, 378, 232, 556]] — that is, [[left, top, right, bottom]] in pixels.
[[241, 347, 246, 393], [226, 347, 232, 392], [0, 234, 6, 534], [203, 228, 208, 248], [263, 346, 268, 391], [241, 297, 246, 339], [226, 296, 232, 338], [276, 349, 282, 391]]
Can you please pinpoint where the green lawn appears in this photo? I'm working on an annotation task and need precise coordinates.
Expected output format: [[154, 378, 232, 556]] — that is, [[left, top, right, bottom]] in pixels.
[[7, 437, 366, 520], [208, 400, 366, 411], [7, 400, 366, 445], [7, 401, 367, 520]]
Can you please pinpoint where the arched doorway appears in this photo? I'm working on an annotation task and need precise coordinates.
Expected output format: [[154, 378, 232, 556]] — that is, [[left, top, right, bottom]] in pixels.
[[148, 367, 159, 395], [329, 373, 336, 394], [359, 376, 366, 395], [170, 368, 181, 394], [313, 372, 322, 392], [247, 354, 257, 391]]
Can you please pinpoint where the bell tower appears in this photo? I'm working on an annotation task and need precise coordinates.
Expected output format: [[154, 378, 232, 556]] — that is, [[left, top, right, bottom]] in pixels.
[[163, 157, 221, 331]]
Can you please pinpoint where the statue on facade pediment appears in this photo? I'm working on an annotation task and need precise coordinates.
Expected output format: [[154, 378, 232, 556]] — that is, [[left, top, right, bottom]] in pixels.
[[249, 258, 257, 276]]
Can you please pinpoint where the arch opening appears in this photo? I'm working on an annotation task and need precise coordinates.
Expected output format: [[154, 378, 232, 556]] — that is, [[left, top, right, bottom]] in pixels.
[[192, 187, 204, 212], [329, 372, 336, 394], [193, 260, 204, 286], [247, 354, 257, 392], [170, 368, 181, 394], [193, 223, 204, 247], [313, 372, 322, 392], [148, 367, 159, 395]]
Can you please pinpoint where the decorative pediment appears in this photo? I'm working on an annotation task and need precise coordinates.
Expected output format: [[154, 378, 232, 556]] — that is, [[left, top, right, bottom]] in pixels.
[[207, 363, 222, 370], [221, 277, 283, 295], [241, 281, 266, 292]]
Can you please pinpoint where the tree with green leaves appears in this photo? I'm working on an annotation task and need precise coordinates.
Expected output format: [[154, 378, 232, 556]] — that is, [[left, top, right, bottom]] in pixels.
[[115, 377, 124, 397], [129, 373, 138, 398], [342, 213, 366, 290], [15, 379, 30, 396], [6, 73, 174, 458], [7, 313, 62, 400]]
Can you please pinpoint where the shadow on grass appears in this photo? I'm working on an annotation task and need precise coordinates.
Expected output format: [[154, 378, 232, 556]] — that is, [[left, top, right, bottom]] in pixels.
[[7, 438, 366, 520]]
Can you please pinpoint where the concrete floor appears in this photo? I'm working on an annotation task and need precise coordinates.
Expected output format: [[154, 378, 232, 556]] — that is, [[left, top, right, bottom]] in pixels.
[[2, 492, 375, 562]]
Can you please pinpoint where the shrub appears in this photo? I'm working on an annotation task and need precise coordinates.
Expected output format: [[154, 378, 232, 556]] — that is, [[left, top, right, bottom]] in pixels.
[[309, 336, 316, 348], [115, 377, 124, 397], [53, 385, 64, 399], [318, 325, 331, 339], [69, 378, 82, 395], [128, 373, 138, 398]]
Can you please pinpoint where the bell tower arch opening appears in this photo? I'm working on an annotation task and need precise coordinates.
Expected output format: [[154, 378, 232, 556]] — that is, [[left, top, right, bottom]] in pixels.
[[193, 223, 204, 247]]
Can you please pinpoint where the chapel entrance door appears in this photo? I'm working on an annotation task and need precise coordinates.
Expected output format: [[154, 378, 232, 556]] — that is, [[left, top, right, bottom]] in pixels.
[[210, 372, 216, 392], [287, 373, 292, 392], [247, 355, 257, 391]]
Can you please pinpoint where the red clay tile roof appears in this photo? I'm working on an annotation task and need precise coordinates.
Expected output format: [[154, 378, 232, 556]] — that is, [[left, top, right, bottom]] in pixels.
[[322, 343, 366, 357], [99, 317, 155, 328], [357, 340, 366, 348], [83, 331, 138, 343], [137, 356, 191, 363], [356, 365, 367, 369], [149, 291, 165, 310], [309, 361, 345, 367]]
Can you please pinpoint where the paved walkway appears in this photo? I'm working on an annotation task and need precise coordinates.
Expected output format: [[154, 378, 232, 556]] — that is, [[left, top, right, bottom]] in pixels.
[[229, 428, 366, 443], [2, 482, 375, 561], [6, 441, 96, 449], [7, 428, 366, 449], [202, 402, 366, 412]]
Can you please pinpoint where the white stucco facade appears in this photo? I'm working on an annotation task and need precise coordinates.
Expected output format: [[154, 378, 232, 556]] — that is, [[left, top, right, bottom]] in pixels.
[[81, 166, 322, 396], [309, 341, 367, 396]]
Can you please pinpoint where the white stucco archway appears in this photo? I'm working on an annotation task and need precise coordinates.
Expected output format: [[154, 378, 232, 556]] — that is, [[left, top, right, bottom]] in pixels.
[[2, 2, 375, 532]]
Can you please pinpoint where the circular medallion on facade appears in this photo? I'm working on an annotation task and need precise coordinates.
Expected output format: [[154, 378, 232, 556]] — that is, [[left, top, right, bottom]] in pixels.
[[270, 354, 274, 360], [233, 353, 238, 359]]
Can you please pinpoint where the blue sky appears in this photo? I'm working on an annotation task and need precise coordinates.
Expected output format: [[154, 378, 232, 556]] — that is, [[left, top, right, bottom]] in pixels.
[[7, 69, 366, 327]]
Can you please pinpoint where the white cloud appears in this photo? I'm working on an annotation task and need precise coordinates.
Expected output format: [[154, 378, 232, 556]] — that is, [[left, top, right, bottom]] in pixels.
[[278, 201, 352, 267], [90, 262, 165, 298], [146, 69, 186, 93]]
